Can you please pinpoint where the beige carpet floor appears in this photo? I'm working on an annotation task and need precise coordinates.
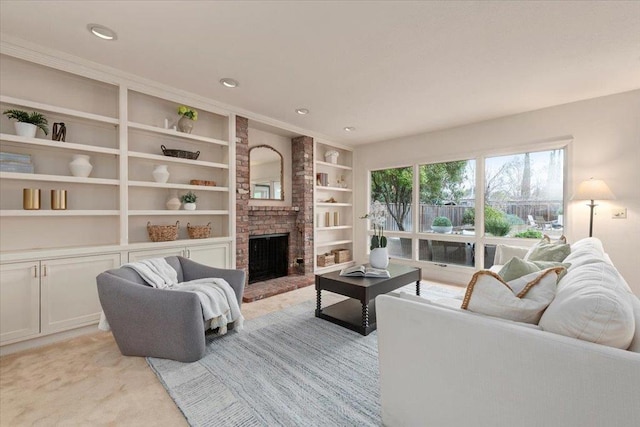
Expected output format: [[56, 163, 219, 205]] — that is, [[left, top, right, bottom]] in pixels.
[[0, 281, 461, 426]]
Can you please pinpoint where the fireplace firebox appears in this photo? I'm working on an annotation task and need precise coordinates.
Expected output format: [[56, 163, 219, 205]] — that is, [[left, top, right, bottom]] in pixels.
[[249, 233, 289, 284]]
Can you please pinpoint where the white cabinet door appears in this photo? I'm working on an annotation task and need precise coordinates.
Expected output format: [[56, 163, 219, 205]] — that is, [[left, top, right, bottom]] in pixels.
[[40, 253, 121, 334], [187, 244, 229, 268], [0, 261, 40, 344], [128, 247, 185, 262]]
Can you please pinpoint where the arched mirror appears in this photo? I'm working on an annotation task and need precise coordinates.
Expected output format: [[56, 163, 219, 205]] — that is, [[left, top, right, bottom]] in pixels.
[[249, 145, 284, 200]]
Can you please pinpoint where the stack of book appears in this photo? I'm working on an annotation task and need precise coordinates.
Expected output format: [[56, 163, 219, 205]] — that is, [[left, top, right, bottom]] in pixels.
[[0, 152, 34, 173]]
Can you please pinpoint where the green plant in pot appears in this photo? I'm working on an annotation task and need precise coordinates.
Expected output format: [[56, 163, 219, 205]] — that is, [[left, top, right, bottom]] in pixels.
[[362, 201, 389, 269], [180, 191, 198, 211], [431, 216, 453, 233], [3, 109, 49, 138]]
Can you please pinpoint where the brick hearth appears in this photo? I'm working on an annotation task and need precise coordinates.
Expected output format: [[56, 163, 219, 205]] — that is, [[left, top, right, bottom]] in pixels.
[[242, 273, 315, 303]]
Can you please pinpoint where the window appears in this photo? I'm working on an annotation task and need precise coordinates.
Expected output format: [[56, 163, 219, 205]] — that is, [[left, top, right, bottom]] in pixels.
[[485, 149, 564, 239], [368, 144, 567, 269], [370, 166, 413, 259]]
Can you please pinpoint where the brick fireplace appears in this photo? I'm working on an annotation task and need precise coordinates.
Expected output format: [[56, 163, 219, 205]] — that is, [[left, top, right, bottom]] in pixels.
[[235, 117, 314, 292]]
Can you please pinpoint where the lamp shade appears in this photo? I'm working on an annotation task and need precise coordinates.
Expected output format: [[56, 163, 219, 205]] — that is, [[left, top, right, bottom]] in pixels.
[[572, 178, 615, 201]]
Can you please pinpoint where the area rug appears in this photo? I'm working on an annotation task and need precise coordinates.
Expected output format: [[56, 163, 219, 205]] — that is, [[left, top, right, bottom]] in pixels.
[[147, 284, 462, 427]]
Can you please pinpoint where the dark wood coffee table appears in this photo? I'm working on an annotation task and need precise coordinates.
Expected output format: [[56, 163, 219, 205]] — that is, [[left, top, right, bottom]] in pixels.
[[315, 264, 421, 335]]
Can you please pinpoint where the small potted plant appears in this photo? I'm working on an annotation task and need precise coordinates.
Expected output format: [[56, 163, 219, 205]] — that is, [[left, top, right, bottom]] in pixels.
[[3, 109, 49, 138], [177, 105, 198, 134], [431, 216, 453, 233], [180, 191, 198, 211]]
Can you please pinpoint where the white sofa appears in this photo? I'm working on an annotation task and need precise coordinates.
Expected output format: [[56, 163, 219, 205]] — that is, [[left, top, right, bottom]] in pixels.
[[377, 237, 640, 427]]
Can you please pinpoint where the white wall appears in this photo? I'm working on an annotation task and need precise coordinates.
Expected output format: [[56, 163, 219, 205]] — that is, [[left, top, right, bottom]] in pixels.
[[248, 127, 292, 206], [354, 90, 640, 295]]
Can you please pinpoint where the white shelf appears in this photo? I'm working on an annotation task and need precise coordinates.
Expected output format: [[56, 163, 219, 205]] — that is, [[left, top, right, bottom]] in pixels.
[[0, 95, 119, 125], [0, 172, 119, 186], [0, 133, 119, 155], [316, 202, 353, 207], [316, 239, 353, 247], [316, 160, 353, 171], [128, 210, 229, 216], [0, 210, 119, 217], [128, 151, 229, 169], [128, 181, 229, 192], [316, 225, 353, 231], [127, 121, 228, 146], [315, 186, 352, 192]]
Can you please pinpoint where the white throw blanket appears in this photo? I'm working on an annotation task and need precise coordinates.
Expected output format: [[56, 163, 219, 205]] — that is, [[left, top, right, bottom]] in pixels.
[[99, 258, 244, 334]]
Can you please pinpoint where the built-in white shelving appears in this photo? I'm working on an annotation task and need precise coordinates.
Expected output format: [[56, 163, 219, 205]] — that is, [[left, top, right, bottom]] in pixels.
[[313, 141, 355, 272], [0, 172, 119, 186], [0, 95, 119, 125]]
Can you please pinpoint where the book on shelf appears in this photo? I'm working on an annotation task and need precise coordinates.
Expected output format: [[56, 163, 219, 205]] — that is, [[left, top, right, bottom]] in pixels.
[[0, 161, 34, 173], [340, 265, 390, 278], [0, 151, 32, 164]]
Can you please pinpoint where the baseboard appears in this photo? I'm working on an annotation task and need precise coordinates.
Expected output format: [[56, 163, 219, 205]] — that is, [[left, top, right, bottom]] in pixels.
[[0, 324, 99, 357]]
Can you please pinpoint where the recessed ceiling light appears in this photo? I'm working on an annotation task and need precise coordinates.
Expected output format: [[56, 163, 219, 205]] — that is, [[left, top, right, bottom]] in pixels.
[[220, 78, 239, 88], [87, 24, 117, 41], [344, 126, 356, 132], [296, 108, 309, 115]]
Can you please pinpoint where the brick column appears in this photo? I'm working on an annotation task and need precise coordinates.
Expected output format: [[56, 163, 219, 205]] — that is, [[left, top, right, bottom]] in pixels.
[[291, 136, 314, 273], [235, 116, 250, 281]]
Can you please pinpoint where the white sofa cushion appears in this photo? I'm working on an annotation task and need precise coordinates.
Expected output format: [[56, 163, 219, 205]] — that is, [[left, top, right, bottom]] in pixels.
[[628, 293, 640, 353], [494, 244, 530, 265], [524, 236, 571, 262], [461, 268, 562, 324], [539, 262, 635, 349]]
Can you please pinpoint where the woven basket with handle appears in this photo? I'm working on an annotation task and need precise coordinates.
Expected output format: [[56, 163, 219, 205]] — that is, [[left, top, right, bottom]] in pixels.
[[187, 222, 211, 239], [147, 221, 180, 242]]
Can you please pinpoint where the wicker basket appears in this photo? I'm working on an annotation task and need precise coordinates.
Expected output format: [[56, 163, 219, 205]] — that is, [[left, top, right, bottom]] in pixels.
[[161, 144, 200, 160], [187, 222, 211, 239], [331, 249, 351, 264], [147, 221, 179, 242], [317, 253, 336, 267]]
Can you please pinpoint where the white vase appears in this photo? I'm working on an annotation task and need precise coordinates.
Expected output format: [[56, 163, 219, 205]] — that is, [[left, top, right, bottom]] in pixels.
[[370, 247, 389, 269], [69, 154, 93, 178], [152, 165, 170, 183], [15, 122, 37, 138], [183, 202, 196, 211], [177, 116, 194, 134]]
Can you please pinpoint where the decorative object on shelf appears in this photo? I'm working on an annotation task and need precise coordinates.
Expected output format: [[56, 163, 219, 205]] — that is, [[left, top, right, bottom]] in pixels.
[[190, 179, 216, 186], [177, 105, 197, 134], [325, 150, 339, 164], [3, 109, 49, 137], [161, 145, 200, 160], [332, 248, 350, 264], [324, 197, 337, 203], [52, 122, 66, 141], [431, 216, 453, 233], [316, 173, 328, 186], [23, 188, 41, 210], [152, 164, 170, 183], [51, 189, 67, 210], [68, 154, 93, 177], [317, 253, 336, 267], [334, 212, 339, 226], [325, 212, 331, 227], [337, 175, 347, 188], [166, 190, 181, 210], [362, 200, 389, 268], [181, 191, 197, 210], [0, 151, 34, 173], [187, 222, 211, 239], [147, 221, 180, 242]]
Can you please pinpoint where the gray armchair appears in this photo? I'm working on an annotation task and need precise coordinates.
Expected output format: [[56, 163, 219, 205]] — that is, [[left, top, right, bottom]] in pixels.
[[96, 256, 245, 362]]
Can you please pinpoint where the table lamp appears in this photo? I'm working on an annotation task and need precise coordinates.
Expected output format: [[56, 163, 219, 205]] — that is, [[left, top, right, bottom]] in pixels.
[[572, 178, 615, 237]]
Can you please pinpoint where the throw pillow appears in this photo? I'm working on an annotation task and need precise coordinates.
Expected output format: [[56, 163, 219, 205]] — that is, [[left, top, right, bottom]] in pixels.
[[497, 257, 570, 282], [524, 236, 571, 263], [461, 268, 562, 324], [538, 262, 635, 349], [493, 244, 530, 266]]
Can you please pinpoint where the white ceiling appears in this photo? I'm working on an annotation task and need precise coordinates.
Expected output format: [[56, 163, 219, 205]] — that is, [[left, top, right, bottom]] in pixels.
[[1, 1, 639, 146]]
